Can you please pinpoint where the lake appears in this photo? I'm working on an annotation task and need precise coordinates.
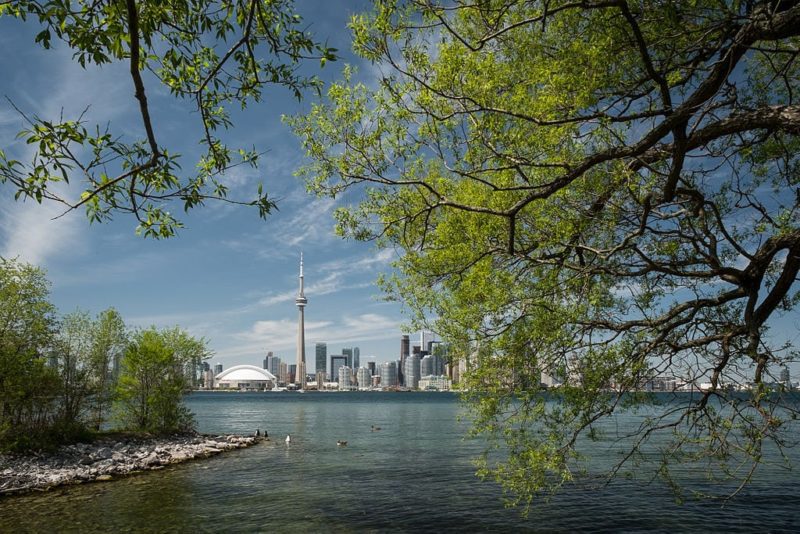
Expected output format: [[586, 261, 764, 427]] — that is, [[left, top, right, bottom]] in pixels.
[[1, 391, 798, 532]]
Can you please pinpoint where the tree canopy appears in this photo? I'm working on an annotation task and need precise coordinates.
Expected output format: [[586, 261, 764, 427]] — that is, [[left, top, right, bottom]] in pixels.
[[0, 0, 336, 237], [291, 0, 800, 509]]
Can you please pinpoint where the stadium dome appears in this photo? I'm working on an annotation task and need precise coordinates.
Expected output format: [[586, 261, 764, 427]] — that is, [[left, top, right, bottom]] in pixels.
[[214, 365, 277, 390]]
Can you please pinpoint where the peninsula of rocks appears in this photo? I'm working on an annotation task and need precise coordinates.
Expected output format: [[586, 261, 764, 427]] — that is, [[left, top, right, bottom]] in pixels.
[[0, 433, 263, 497]]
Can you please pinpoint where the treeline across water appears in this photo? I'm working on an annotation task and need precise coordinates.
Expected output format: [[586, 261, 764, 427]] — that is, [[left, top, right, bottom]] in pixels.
[[0, 258, 210, 452]]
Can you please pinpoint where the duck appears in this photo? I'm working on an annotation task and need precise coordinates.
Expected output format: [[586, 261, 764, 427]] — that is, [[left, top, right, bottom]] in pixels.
[[371, 425, 381, 432], [336, 440, 348, 447]]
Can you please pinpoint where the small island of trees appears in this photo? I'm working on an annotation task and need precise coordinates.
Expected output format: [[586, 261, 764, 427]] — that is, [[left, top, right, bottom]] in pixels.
[[0, 258, 210, 452]]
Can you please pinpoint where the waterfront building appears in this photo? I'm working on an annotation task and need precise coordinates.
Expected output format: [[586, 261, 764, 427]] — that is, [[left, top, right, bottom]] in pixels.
[[214, 363, 223, 375], [372, 375, 381, 388], [400, 334, 410, 385], [366, 360, 376, 377], [295, 253, 308, 389], [289, 364, 297, 384], [279, 361, 288, 384], [419, 375, 452, 391], [331, 355, 347, 383], [215, 365, 277, 390], [202, 369, 215, 389], [339, 365, 355, 391], [315, 371, 325, 390], [404, 354, 421, 390], [266, 355, 281, 377], [353, 347, 360, 369], [356, 366, 371, 390], [380, 361, 398, 388], [420, 355, 433, 377], [342, 348, 353, 368], [315, 342, 327, 379]]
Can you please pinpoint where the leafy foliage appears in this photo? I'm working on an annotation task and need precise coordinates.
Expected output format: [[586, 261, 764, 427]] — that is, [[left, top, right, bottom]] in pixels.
[[115, 327, 210, 434], [0, 0, 337, 236], [291, 0, 800, 510]]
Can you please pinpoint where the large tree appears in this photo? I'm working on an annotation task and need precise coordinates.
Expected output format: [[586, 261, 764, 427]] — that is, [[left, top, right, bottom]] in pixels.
[[291, 0, 800, 509], [0, 0, 336, 237], [0, 258, 61, 450]]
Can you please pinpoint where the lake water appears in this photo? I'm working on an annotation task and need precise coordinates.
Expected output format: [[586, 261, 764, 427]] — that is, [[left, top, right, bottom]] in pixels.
[[1, 391, 798, 532]]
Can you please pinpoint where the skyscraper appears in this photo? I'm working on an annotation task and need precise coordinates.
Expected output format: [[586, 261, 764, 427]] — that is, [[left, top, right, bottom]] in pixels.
[[295, 253, 308, 389], [342, 347, 353, 368], [263, 350, 273, 370], [331, 355, 347, 383], [353, 347, 360, 369], [400, 335, 410, 385], [315, 342, 327, 378]]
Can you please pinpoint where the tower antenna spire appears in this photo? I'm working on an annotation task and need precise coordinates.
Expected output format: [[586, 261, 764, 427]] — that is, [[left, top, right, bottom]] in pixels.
[[295, 252, 307, 389]]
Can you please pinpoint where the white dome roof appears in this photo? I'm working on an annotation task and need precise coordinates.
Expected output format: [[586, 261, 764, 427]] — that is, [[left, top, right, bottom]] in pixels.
[[215, 364, 276, 381]]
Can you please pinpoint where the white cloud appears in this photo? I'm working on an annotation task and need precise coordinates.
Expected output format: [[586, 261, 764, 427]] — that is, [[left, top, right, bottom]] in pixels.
[[222, 312, 400, 359]]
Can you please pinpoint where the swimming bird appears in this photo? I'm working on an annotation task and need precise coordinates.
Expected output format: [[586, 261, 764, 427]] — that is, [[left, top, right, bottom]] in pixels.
[[285, 434, 291, 444], [337, 440, 348, 447], [371, 425, 381, 432]]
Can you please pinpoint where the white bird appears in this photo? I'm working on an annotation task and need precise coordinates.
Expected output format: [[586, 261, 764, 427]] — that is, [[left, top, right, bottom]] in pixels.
[[285, 434, 291, 444]]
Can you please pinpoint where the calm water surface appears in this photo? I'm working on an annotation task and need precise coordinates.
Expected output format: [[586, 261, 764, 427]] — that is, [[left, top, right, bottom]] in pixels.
[[1, 391, 798, 532]]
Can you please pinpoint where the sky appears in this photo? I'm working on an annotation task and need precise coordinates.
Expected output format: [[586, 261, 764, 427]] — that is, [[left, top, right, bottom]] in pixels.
[[0, 1, 417, 372]]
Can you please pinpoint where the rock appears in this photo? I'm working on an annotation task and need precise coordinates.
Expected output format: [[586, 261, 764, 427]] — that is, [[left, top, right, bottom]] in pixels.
[[95, 474, 113, 481]]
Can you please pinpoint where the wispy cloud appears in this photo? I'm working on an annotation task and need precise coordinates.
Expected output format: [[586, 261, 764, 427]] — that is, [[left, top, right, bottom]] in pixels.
[[223, 312, 400, 359]]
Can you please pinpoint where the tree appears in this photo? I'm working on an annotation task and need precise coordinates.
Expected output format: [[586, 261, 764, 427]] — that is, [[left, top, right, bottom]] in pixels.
[[88, 308, 127, 430], [0, 258, 61, 450], [291, 0, 800, 510], [52, 310, 95, 429], [115, 326, 209, 433], [0, 0, 336, 237]]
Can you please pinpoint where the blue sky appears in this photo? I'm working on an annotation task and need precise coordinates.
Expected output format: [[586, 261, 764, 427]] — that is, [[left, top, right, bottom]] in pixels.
[[0, 1, 413, 371]]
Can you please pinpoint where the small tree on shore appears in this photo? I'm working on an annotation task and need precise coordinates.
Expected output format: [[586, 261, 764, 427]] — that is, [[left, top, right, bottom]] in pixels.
[[115, 327, 209, 433]]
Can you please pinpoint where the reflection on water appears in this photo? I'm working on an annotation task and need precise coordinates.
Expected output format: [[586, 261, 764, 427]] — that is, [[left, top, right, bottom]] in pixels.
[[1, 392, 798, 533]]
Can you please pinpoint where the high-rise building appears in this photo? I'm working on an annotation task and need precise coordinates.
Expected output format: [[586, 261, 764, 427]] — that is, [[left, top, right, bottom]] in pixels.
[[331, 355, 347, 383], [214, 363, 223, 375], [356, 366, 371, 389], [295, 253, 308, 388], [420, 355, 433, 377], [366, 360, 376, 377], [339, 365, 354, 390], [289, 364, 297, 384], [380, 361, 398, 388], [315, 342, 327, 378], [353, 347, 360, 369], [404, 354, 421, 389], [400, 335, 410, 385], [342, 348, 353, 368], [262, 350, 273, 370], [266, 355, 281, 377], [780, 367, 791, 387]]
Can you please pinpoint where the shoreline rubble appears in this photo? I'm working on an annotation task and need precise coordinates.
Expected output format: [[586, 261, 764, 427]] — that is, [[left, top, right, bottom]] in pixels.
[[0, 433, 263, 497]]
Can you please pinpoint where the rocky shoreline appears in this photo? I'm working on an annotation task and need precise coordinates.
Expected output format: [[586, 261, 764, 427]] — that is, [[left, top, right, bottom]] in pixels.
[[0, 433, 263, 497]]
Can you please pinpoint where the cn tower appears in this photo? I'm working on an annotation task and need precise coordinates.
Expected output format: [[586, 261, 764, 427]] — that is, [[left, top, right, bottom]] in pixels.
[[295, 253, 307, 389]]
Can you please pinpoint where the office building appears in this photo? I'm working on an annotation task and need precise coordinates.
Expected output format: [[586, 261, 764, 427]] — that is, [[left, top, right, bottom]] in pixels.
[[315, 342, 327, 378], [400, 335, 410, 385], [262, 350, 273, 370], [404, 354, 421, 389], [342, 348, 353, 368], [331, 355, 347, 383], [421, 355, 433, 377], [353, 347, 360, 369], [214, 363, 223, 375], [380, 361, 398, 388]]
